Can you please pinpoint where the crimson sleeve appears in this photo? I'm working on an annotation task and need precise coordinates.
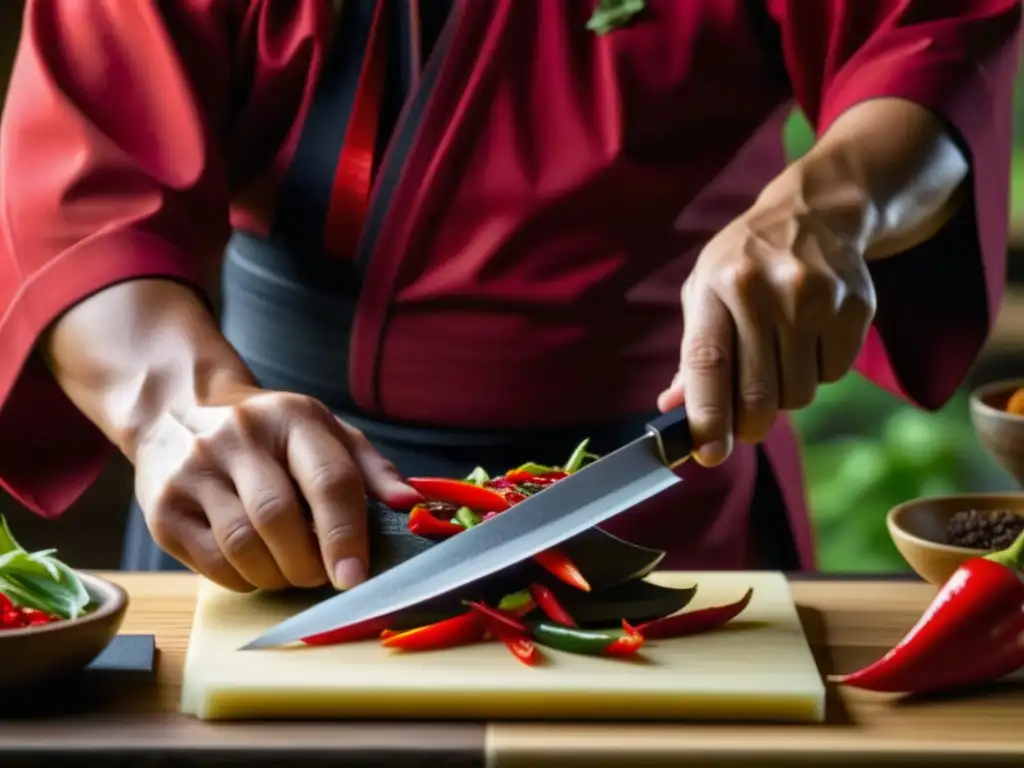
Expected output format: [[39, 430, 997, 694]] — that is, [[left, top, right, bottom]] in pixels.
[[0, 0, 328, 518], [768, 0, 1022, 408]]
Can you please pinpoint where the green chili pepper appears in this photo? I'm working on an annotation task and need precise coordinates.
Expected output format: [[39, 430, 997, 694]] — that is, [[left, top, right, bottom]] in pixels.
[[529, 621, 633, 655], [464, 466, 490, 486], [455, 506, 480, 528]]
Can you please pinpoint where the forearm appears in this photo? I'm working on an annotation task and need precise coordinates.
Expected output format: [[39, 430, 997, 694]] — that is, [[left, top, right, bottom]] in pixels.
[[40, 279, 257, 461], [758, 98, 970, 261]]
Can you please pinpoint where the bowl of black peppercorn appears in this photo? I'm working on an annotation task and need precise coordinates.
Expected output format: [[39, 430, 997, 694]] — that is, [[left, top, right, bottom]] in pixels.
[[887, 493, 1024, 585]]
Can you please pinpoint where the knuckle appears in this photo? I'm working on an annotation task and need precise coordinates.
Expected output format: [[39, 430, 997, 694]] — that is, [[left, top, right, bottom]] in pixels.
[[691, 402, 728, 432], [719, 260, 762, 296], [146, 507, 178, 549], [220, 519, 259, 558], [320, 520, 362, 551], [309, 461, 360, 497], [684, 335, 730, 375], [247, 488, 292, 529], [738, 381, 775, 413]]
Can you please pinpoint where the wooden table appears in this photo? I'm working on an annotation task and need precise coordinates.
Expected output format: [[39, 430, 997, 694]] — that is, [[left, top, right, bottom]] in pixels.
[[0, 573, 1021, 767]]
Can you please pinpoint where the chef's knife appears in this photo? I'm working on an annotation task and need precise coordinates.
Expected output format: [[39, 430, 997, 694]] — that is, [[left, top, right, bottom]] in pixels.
[[239, 406, 693, 650]]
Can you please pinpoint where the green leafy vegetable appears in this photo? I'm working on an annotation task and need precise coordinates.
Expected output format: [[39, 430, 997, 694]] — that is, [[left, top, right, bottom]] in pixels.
[[0, 516, 89, 620]]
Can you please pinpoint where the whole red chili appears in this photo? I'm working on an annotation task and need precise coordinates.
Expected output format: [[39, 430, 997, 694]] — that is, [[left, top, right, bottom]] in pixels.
[[636, 588, 753, 639], [835, 530, 1024, 694], [529, 583, 577, 627]]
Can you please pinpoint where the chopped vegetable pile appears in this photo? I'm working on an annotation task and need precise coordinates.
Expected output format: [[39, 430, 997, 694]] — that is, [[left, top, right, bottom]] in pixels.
[[301, 440, 755, 665], [0, 516, 90, 630]]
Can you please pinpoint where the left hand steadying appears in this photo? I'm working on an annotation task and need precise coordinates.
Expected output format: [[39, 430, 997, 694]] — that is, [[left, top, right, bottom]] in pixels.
[[657, 187, 877, 467]]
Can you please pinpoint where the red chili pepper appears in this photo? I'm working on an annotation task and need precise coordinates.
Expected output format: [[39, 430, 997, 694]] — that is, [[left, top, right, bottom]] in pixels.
[[529, 583, 577, 627], [381, 612, 485, 652], [503, 469, 536, 483], [533, 547, 591, 592], [500, 490, 528, 504], [835, 531, 1024, 694], [603, 620, 645, 657], [406, 505, 465, 537], [466, 601, 529, 636], [636, 588, 753, 639], [302, 616, 392, 646], [501, 636, 540, 665], [406, 478, 511, 512]]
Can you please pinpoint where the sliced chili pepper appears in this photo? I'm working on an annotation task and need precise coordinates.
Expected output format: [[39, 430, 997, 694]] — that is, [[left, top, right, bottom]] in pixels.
[[381, 612, 485, 652], [466, 601, 529, 636], [503, 469, 537, 483], [603, 621, 645, 657], [529, 621, 638, 656], [529, 583, 577, 627], [501, 636, 540, 665], [498, 489, 528, 505], [636, 588, 754, 639], [302, 616, 392, 646], [533, 547, 591, 592], [835, 529, 1024, 693], [406, 478, 510, 512], [407, 505, 465, 537]]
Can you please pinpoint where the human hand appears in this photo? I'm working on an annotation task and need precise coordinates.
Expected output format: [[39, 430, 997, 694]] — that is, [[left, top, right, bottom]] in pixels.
[[658, 172, 877, 466], [132, 385, 422, 592]]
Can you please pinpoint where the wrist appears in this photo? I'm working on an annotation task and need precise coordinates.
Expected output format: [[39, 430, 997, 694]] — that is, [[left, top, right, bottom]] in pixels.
[[748, 150, 880, 256], [42, 279, 259, 462]]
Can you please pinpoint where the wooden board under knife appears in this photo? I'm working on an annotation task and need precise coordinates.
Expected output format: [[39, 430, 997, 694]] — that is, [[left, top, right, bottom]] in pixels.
[[180, 571, 826, 722]]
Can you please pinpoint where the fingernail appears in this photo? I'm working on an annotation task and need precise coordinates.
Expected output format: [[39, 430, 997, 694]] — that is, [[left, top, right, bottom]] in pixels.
[[334, 557, 367, 590], [695, 440, 728, 467]]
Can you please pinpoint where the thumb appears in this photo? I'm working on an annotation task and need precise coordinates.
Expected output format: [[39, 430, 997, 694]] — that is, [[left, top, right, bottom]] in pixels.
[[335, 418, 424, 508]]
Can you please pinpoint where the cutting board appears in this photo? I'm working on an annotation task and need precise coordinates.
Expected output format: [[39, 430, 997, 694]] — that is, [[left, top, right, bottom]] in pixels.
[[180, 570, 826, 722]]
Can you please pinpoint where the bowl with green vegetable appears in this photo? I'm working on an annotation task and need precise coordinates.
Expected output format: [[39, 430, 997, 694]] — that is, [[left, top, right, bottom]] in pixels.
[[886, 493, 1024, 585], [0, 516, 128, 692]]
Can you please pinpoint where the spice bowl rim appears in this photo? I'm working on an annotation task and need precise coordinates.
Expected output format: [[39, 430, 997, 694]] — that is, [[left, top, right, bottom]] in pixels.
[[969, 377, 1024, 423], [886, 492, 1024, 557], [0, 571, 128, 639]]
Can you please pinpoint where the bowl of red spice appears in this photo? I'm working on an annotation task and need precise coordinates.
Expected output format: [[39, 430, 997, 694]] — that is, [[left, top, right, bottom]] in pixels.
[[970, 377, 1024, 487], [887, 493, 1024, 585], [0, 516, 128, 693]]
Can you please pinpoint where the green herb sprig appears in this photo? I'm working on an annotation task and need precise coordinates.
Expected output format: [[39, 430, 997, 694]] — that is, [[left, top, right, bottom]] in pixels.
[[0, 516, 89, 620]]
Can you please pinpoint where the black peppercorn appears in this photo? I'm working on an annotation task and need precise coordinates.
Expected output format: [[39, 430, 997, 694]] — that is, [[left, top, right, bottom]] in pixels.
[[946, 508, 1024, 550]]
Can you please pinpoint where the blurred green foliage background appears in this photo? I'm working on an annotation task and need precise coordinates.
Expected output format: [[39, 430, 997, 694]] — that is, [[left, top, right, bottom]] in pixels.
[[783, 110, 1019, 573]]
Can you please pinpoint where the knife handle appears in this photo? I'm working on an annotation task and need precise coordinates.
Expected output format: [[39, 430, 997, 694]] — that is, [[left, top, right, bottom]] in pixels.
[[645, 406, 694, 468]]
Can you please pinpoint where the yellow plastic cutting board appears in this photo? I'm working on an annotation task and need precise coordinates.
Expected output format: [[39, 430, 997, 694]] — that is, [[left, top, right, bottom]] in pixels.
[[180, 570, 826, 722]]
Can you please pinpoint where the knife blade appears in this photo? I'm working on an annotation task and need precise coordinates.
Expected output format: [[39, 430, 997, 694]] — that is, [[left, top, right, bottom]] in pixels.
[[239, 406, 693, 650]]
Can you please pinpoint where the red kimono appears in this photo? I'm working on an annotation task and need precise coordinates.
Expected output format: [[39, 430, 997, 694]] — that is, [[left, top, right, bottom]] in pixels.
[[0, 0, 1018, 571]]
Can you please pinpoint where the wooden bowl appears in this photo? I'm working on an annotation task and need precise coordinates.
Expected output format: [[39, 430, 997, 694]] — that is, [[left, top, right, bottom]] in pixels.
[[970, 378, 1024, 487], [887, 493, 1024, 585], [0, 572, 128, 692]]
